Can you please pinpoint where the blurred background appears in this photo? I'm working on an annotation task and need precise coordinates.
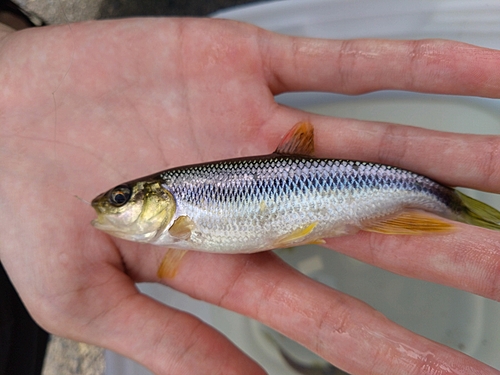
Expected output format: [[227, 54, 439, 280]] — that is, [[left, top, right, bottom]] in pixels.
[[4, 0, 267, 25]]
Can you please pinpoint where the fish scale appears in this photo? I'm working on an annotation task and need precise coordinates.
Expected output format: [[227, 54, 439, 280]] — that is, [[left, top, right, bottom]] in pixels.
[[162, 157, 454, 207], [153, 156, 461, 253]]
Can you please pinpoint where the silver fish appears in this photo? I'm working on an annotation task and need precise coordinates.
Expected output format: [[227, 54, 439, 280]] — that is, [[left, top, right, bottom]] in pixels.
[[91, 122, 500, 257]]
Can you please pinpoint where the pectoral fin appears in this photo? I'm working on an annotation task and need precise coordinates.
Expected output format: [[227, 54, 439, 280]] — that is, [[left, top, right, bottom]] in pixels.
[[275, 121, 315, 156], [363, 210, 455, 235], [168, 215, 195, 240], [274, 222, 319, 248], [157, 248, 189, 279]]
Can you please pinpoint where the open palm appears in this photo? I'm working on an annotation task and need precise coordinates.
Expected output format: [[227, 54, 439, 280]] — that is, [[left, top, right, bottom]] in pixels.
[[2, 18, 500, 375]]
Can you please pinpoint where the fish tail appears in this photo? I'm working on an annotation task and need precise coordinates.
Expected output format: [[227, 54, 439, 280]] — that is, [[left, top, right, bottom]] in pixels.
[[456, 190, 500, 231]]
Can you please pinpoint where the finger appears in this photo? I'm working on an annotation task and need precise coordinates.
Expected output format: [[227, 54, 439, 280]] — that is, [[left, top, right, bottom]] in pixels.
[[316, 117, 500, 192], [157, 251, 499, 375], [262, 35, 500, 97], [37, 265, 265, 375], [325, 221, 500, 301], [125, 246, 499, 375]]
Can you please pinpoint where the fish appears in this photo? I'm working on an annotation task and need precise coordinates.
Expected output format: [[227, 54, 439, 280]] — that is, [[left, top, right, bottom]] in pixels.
[[91, 122, 500, 276]]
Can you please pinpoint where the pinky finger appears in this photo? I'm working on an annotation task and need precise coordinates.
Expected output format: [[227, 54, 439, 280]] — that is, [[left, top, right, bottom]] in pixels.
[[98, 293, 266, 375], [41, 273, 266, 375]]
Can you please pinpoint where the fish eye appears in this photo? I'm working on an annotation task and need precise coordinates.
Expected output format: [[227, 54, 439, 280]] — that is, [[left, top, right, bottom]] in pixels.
[[108, 185, 132, 207]]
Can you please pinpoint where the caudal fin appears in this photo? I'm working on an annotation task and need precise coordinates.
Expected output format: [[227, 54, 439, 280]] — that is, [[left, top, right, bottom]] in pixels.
[[456, 190, 500, 231]]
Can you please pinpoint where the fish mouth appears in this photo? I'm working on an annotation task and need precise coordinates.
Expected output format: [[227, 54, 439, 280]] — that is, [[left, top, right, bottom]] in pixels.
[[91, 215, 162, 243], [91, 217, 121, 234], [91, 215, 127, 234], [91, 217, 109, 230], [91, 217, 137, 240]]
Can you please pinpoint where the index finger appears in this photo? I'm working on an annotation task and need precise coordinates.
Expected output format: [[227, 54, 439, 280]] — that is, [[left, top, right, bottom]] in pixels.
[[262, 36, 500, 97]]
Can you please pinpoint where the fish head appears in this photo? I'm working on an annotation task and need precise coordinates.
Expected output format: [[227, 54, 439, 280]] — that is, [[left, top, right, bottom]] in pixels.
[[91, 180, 176, 242]]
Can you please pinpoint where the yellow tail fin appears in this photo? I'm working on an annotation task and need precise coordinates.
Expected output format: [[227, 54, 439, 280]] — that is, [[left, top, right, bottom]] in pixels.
[[456, 191, 500, 231]]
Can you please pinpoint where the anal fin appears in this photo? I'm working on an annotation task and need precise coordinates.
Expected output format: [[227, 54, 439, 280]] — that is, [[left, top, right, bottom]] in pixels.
[[157, 249, 189, 279], [307, 238, 326, 245], [363, 210, 455, 235], [274, 222, 318, 248]]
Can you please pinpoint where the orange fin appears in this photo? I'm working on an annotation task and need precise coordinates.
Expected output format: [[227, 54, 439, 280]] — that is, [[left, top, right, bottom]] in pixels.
[[275, 121, 314, 156], [168, 215, 195, 240], [157, 249, 189, 279], [274, 222, 318, 248], [363, 210, 455, 235]]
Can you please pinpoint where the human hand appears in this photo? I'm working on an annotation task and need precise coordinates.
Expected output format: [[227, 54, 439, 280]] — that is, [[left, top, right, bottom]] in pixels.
[[1, 18, 500, 374]]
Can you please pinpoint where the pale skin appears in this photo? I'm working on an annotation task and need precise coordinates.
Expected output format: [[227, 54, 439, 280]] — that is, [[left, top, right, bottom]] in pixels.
[[1, 18, 500, 375]]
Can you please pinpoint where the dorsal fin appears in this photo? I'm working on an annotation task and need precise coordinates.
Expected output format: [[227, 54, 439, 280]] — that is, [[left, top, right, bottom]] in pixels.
[[275, 122, 315, 156]]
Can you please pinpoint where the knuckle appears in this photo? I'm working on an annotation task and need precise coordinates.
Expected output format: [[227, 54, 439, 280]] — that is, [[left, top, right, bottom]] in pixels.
[[476, 136, 500, 190], [375, 123, 410, 167]]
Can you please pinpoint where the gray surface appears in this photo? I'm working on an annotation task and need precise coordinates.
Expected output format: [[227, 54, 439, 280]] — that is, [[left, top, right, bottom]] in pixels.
[[14, 0, 268, 24], [42, 336, 105, 375]]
